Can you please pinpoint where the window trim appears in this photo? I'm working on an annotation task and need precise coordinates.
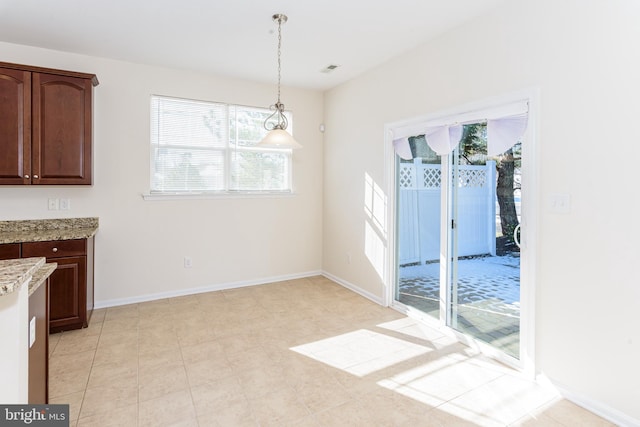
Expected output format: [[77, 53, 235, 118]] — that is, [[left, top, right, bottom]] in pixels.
[[141, 191, 297, 201]]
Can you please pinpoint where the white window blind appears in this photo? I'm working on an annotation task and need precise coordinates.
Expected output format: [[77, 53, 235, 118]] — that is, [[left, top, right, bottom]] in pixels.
[[150, 95, 292, 194]]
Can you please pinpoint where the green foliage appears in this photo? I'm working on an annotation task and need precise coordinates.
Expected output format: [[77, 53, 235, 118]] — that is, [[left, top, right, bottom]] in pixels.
[[460, 123, 487, 165]]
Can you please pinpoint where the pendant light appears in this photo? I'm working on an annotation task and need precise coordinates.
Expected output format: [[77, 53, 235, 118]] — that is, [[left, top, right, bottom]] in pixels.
[[258, 13, 302, 149]]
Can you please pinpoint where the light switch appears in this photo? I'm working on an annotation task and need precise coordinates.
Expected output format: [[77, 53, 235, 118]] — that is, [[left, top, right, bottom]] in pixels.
[[549, 193, 571, 214], [48, 198, 59, 210], [184, 256, 193, 268]]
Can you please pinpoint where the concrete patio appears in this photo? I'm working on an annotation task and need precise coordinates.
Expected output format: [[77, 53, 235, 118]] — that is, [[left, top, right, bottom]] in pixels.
[[398, 255, 520, 358]]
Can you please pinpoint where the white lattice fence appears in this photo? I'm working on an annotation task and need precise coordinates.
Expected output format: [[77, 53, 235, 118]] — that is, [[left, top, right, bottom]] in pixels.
[[398, 161, 496, 264]]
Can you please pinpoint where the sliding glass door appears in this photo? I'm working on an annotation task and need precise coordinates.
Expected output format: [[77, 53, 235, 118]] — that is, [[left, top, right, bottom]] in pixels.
[[448, 126, 521, 358], [395, 136, 442, 319], [395, 123, 523, 360]]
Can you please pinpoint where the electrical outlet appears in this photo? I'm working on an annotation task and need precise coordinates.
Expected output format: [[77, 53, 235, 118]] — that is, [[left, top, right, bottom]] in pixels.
[[184, 256, 193, 268], [29, 317, 36, 348], [48, 198, 59, 210], [59, 198, 71, 210]]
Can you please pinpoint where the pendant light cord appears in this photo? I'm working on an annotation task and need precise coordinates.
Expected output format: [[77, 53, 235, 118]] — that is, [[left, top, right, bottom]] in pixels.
[[277, 16, 282, 105], [264, 14, 289, 132], [258, 13, 301, 148]]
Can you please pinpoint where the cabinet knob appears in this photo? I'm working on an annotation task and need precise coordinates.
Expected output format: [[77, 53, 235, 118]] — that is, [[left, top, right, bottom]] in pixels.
[[33, 175, 39, 179], [25, 174, 30, 179], [52, 247, 58, 253]]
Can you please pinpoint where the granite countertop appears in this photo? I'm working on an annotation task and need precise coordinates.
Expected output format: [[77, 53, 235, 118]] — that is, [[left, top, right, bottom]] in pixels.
[[0, 257, 46, 296], [29, 262, 57, 297], [0, 217, 99, 244]]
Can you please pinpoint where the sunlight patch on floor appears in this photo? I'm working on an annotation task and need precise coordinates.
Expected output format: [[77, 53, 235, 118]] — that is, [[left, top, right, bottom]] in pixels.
[[291, 317, 561, 425], [290, 329, 430, 377]]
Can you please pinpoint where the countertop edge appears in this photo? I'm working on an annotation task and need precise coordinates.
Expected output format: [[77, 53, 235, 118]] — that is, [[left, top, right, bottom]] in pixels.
[[28, 262, 57, 297], [0, 257, 46, 297], [0, 226, 98, 245], [0, 217, 99, 244]]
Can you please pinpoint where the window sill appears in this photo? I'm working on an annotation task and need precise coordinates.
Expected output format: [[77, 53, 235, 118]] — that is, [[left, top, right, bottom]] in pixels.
[[141, 191, 297, 201]]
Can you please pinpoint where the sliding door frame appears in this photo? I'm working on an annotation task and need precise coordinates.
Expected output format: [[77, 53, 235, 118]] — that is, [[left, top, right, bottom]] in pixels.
[[384, 89, 539, 377]]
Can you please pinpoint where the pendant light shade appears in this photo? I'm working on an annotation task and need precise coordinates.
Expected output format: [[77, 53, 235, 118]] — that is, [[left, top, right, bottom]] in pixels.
[[261, 128, 303, 149], [258, 13, 302, 149]]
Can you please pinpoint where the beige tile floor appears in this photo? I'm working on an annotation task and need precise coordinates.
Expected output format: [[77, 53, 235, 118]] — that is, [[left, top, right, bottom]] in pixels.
[[48, 276, 613, 426]]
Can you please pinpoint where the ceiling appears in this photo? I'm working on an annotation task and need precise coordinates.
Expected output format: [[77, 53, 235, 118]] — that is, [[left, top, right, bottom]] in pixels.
[[0, 0, 506, 90]]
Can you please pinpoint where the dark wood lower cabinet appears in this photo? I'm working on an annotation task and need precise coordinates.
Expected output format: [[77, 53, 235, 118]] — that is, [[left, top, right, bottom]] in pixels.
[[48, 256, 87, 332], [3, 237, 95, 333], [28, 277, 49, 404], [0, 242, 20, 259], [22, 238, 94, 333]]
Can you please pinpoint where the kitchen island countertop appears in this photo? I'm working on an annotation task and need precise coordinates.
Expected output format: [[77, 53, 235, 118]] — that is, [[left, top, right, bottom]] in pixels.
[[0, 257, 46, 297]]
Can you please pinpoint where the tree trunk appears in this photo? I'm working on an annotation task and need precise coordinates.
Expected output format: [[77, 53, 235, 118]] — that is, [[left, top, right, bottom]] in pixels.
[[496, 149, 519, 248]]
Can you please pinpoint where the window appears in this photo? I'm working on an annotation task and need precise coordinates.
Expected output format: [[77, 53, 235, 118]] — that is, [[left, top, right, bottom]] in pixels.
[[150, 95, 293, 194]]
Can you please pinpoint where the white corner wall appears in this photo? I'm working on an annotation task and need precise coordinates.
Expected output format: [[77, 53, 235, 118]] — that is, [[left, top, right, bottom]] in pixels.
[[0, 42, 324, 305], [323, 0, 640, 423], [0, 284, 29, 403]]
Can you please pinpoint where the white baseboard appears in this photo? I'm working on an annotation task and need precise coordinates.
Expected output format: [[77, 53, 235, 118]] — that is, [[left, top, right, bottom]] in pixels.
[[543, 376, 639, 427], [321, 271, 384, 306], [95, 270, 381, 310], [94, 270, 323, 309]]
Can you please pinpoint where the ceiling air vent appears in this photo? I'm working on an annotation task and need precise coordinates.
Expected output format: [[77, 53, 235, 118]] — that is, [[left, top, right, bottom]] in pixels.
[[321, 64, 340, 74]]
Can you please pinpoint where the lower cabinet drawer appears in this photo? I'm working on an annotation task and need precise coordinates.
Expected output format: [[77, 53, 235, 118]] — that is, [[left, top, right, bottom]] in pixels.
[[22, 239, 86, 259], [0, 243, 21, 260]]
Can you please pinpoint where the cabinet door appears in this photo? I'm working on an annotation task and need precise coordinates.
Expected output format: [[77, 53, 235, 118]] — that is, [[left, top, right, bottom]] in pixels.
[[32, 73, 92, 185], [0, 67, 31, 184], [49, 256, 87, 332]]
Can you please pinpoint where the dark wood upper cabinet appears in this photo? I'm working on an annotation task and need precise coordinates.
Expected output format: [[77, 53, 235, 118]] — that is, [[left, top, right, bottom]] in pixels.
[[0, 62, 98, 185], [0, 67, 31, 184], [33, 73, 93, 184]]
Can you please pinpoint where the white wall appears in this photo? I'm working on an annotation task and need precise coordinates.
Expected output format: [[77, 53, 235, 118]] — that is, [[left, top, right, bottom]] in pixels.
[[323, 0, 640, 423], [0, 284, 29, 403], [0, 42, 324, 305]]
